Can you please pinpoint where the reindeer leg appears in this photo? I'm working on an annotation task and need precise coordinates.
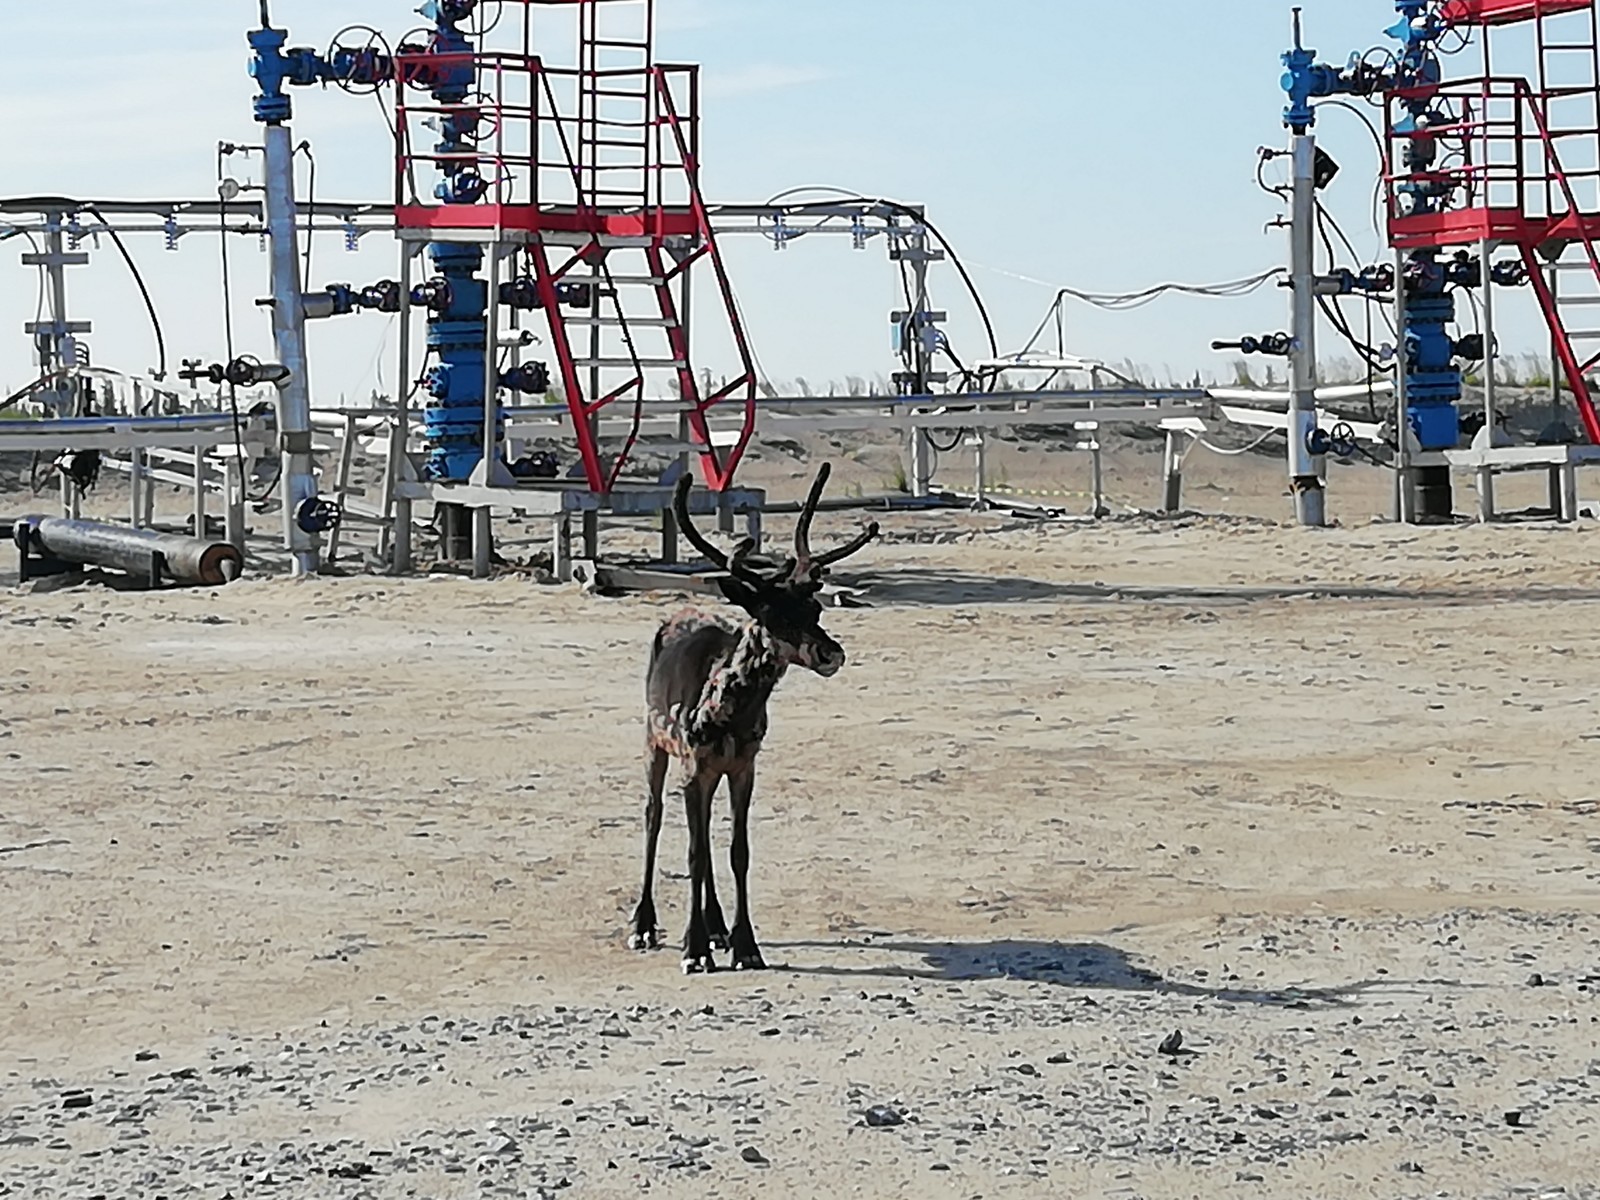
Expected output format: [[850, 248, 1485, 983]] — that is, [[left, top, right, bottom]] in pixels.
[[727, 762, 766, 971], [680, 770, 718, 975], [628, 746, 670, 951], [700, 770, 731, 951]]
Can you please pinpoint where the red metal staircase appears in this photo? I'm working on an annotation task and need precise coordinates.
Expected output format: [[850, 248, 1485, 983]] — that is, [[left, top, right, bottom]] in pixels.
[[393, 0, 758, 493], [1391, 0, 1600, 442]]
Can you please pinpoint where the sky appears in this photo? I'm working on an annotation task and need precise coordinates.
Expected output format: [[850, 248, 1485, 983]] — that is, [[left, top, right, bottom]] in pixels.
[[0, 0, 1570, 401]]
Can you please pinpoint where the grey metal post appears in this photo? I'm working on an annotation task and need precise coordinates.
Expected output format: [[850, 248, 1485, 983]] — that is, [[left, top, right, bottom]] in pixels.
[[225, 455, 246, 554], [327, 413, 358, 564], [913, 248, 934, 499], [129, 448, 145, 528], [1550, 263, 1562, 429], [552, 512, 572, 582], [1288, 132, 1326, 526], [263, 122, 320, 576], [1091, 429, 1107, 517], [582, 510, 600, 559], [481, 245, 502, 485], [1477, 237, 1497, 523], [973, 432, 988, 509], [140, 464, 155, 528], [1161, 428, 1184, 514], [660, 507, 678, 564], [193, 445, 208, 537], [472, 506, 493, 579], [1394, 247, 1415, 524], [20, 216, 89, 419]]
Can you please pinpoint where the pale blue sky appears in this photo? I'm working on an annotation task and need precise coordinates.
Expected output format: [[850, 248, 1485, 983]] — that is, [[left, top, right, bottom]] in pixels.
[[0, 1, 1560, 400]]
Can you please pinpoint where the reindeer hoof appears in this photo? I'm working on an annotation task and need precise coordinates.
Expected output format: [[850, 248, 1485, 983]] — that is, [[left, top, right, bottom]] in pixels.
[[708, 932, 731, 952], [681, 954, 718, 975], [733, 952, 767, 971], [627, 929, 661, 952]]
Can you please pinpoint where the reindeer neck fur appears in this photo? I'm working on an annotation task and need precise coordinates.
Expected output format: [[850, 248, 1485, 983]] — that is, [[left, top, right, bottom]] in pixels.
[[687, 618, 789, 752]]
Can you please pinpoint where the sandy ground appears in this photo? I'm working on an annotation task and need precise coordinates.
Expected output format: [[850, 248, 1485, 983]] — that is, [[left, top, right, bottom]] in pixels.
[[3, 441, 1600, 1198]]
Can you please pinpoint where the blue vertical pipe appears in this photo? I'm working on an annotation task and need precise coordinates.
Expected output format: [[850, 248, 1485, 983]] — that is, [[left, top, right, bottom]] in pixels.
[[417, 1, 500, 481], [1389, 1, 1460, 454]]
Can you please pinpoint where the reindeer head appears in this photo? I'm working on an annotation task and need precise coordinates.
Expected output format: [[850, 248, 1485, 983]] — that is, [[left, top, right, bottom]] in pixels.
[[673, 463, 879, 678]]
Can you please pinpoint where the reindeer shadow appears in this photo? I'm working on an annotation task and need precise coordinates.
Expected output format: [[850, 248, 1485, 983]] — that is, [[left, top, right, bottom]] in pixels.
[[769, 937, 1384, 1009], [832, 568, 1081, 607], [832, 568, 1422, 609], [839, 568, 1600, 610]]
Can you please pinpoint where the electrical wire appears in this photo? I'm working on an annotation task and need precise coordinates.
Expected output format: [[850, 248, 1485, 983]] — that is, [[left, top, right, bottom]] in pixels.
[[297, 141, 316, 286], [218, 186, 281, 506], [1316, 99, 1386, 164], [1190, 427, 1283, 458], [1017, 268, 1287, 317], [762, 188, 999, 359], [1008, 268, 1286, 369], [1256, 150, 1289, 198], [83, 207, 167, 381]]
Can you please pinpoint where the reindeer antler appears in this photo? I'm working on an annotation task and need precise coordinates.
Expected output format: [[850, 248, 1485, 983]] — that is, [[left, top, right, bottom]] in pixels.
[[811, 519, 881, 570], [792, 463, 831, 579], [790, 462, 879, 580], [673, 474, 766, 584]]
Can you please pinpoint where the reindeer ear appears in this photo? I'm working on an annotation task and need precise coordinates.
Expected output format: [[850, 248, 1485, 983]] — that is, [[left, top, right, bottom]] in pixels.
[[715, 574, 765, 615]]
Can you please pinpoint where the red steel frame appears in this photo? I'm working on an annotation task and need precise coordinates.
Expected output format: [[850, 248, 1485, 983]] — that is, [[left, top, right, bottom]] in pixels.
[[1387, 0, 1600, 443], [391, 0, 758, 493]]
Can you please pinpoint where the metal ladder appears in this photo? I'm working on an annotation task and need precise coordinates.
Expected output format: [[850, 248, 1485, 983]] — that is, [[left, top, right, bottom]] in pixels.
[[1523, 3, 1600, 441]]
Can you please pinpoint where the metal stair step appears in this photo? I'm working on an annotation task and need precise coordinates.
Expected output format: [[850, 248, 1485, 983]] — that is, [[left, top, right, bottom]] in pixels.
[[572, 356, 686, 368], [561, 315, 677, 327]]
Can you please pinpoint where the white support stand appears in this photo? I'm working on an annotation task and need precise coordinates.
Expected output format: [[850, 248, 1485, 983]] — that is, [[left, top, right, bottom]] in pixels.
[[225, 455, 246, 555], [193, 444, 208, 537]]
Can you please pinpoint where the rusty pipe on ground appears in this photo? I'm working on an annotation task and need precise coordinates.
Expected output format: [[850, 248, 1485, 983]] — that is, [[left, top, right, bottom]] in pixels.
[[16, 516, 244, 586]]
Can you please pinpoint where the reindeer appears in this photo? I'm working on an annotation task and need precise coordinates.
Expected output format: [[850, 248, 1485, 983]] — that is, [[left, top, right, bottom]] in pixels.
[[630, 463, 879, 974]]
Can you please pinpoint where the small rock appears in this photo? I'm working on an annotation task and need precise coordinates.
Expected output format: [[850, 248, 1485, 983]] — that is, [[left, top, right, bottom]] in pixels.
[[134, 1051, 160, 1063], [739, 1146, 768, 1165], [1504, 1110, 1524, 1127], [62, 1092, 93, 1110], [863, 1105, 905, 1128], [1046, 1052, 1071, 1065], [1158, 1030, 1184, 1056], [1528, 973, 1546, 988], [1398, 1161, 1424, 1174]]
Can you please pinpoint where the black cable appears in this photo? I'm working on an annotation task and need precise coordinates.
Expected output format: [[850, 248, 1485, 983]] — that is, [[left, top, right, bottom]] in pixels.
[[1316, 200, 1398, 341], [218, 187, 281, 505], [1256, 149, 1289, 198], [1317, 293, 1391, 373], [777, 195, 999, 358], [84, 207, 167, 381], [297, 141, 316, 286], [1316, 99, 1386, 164]]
